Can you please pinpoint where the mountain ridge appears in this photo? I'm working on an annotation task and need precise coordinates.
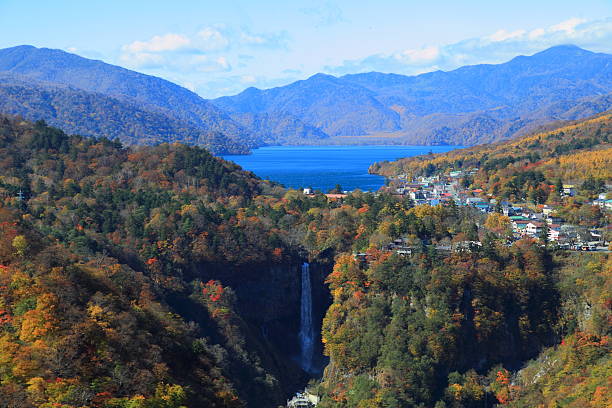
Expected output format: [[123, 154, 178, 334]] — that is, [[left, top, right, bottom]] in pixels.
[[0, 45, 256, 153], [215, 44, 612, 146], [0, 44, 611, 149]]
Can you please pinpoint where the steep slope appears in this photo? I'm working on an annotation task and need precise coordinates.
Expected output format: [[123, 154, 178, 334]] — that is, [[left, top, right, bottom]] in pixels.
[[0, 73, 249, 153], [0, 45, 254, 152], [370, 110, 612, 187], [215, 45, 612, 145], [0, 116, 312, 408], [228, 112, 330, 144], [0, 115, 608, 408]]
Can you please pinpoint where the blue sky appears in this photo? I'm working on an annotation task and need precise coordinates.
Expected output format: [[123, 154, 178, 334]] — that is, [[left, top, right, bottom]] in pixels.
[[1, 0, 611, 98]]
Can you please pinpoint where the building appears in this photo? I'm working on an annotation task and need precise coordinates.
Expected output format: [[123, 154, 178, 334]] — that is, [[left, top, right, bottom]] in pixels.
[[475, 203, 491, 213], [511, 219, 531, 236], [542, 205, 554, 216], [548, 225, 561, 241], [287, 392, 319, 408], [325, 193, 347, 200], [409, 191, 426, 200], [466, 197, 485, 205], [563, 184, 576, 196], [526, 221, 545, 236]]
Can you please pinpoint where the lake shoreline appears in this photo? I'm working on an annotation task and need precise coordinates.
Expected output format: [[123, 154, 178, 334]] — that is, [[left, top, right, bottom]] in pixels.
[[222, 145, 463, 192]]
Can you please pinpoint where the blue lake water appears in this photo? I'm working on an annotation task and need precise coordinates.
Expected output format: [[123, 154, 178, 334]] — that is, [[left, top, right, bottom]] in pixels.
[[222, 145, 462, 192]]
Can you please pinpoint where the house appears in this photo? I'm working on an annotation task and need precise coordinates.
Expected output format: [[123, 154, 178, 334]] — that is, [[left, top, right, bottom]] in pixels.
[[541, 205, 554, 216], [511, 216, 531, 235], [526, 221, 545, 236], [546, 216, 563, 225], [475, 203, 491, 213], [548, 224, 561, 241], [303, 188, 313, 195], [409, 191, 426, 200], [453, 241, 482, 252], [466, 197, 485, 205], [287, 392, 319, 407], [563, 184, 576, 196], [593, 198, 606, 208], [325, 193, 347, 200]]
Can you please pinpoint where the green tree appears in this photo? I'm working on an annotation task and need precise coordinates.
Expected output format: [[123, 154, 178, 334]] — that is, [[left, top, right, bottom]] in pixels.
[[12, 235, 28, 257]]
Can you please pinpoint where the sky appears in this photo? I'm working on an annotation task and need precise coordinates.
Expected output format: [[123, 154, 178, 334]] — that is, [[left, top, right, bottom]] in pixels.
[[1, 0, 611, 98]]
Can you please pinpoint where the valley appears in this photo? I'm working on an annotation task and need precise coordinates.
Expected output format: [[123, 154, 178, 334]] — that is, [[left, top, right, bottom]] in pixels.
[[0, 112, 609, 407], [0, 15, 610, 407]]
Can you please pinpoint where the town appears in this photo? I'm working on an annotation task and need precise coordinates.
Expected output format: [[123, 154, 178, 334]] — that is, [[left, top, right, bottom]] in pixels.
[[390, 169, 610, 250], [305, 168, 611, 255]]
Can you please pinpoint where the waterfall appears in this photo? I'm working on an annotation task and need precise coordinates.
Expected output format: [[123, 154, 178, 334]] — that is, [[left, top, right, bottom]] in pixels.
[[299, 262, 314, 373]]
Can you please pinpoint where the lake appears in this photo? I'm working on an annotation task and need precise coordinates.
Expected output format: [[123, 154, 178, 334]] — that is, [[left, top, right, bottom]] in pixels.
[[222, 145, 461, 192]]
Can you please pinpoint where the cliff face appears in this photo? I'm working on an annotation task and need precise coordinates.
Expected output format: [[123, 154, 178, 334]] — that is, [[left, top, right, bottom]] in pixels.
[[190, 260, 332, 405], [309, 262, 334, 374]]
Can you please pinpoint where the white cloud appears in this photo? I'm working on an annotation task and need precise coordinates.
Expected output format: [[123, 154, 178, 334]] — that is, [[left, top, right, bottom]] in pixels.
[[487, 29, 526, 42], [397, 46, 440, 64], [528, 28, 545, 39], [123, 33, 191, 53], [551, 17, 586, 33], [240, 33, 266, 45], [325, 17, 612, 76], [119, 51, 165, 69], [196, 27, 230, 51], [119, 26, 287, 71]]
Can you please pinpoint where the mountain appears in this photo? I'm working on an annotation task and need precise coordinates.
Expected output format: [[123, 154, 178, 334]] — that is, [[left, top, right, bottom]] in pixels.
[[215, 45, 612, 145], [1, 45, 610, 150], [215, 74, 401, 136], [0, 72, 250, 152], [0, 45, 253, 153], [227, 111, 330, 144], [370, 110, 612, 191], [0, 115, 608, 408]]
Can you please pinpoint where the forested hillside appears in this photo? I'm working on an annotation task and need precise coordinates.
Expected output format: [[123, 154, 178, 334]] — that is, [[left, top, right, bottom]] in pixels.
[[316, 238, 609, 408], [0, 73, 251, 153], [0, 116, 608, 408], [371, 111, 612, 202], [0, 46, 254, 154]]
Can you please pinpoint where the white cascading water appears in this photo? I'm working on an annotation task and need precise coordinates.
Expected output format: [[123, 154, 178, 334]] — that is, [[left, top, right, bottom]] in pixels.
[[298, 262, 314, 373]]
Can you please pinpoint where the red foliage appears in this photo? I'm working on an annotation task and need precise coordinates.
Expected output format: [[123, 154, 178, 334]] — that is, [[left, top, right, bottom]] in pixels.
[[0, 309, 11, 325], [272, 247, 283, 261], [203, 280, 224, 302], [496, 369, 510, 385]]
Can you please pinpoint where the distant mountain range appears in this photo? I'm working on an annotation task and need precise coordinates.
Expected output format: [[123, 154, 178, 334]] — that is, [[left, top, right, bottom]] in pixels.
[[0, 44, 610, 151], [215, 45, 612, 145]]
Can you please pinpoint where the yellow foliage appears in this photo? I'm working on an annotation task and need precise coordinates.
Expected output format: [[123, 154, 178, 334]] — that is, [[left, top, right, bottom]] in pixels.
[[19, 293, 59, 342]]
